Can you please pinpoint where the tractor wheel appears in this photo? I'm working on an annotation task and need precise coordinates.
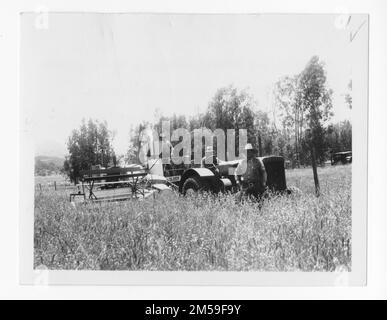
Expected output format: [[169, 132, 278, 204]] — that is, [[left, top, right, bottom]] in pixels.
[[182, 176, 210, 196]]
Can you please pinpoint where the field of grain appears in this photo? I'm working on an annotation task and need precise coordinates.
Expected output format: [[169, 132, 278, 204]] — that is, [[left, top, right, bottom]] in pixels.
[[34, 165, 351, 271]]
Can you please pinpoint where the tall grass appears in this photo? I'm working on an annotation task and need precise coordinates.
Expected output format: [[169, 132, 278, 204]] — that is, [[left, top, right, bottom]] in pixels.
[[34, 165, 351, 271]]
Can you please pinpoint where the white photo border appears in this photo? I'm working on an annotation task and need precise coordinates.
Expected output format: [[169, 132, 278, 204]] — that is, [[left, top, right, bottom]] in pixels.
[[19, 11, 368, 287]]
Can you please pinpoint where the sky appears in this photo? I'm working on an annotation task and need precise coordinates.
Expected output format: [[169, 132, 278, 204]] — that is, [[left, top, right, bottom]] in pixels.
[[20, 13, 365, 157]]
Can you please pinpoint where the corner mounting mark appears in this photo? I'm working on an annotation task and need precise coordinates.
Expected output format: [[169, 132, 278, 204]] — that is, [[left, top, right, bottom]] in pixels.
[[350, 19, 367, 42]]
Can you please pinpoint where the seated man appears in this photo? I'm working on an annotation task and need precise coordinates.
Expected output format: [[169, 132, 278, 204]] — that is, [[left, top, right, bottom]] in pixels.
[[235, 143, 267, 200]]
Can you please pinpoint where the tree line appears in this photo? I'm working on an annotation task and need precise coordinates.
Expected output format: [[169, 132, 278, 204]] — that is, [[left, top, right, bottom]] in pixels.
[[63, 55, 352, 182], [35, 156, 65, 176], [63, 119, 117, 182]]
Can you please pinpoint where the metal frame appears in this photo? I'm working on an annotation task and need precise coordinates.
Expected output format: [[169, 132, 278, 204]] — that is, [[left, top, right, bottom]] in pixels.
[[70, 171, 148, 202]]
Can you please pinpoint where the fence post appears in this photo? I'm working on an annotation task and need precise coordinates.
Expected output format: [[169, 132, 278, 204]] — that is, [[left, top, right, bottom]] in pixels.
[[54, 181, 57, 191], [39, 183, 42, 191]]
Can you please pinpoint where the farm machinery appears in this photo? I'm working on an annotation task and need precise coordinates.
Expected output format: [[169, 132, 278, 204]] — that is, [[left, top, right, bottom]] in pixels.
[[161, 156, 289, 196], [70, 153, 290, 202]]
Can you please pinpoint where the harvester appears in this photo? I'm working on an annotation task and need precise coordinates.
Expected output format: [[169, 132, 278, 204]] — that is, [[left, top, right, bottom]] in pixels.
[[71, 145, 291, 202]]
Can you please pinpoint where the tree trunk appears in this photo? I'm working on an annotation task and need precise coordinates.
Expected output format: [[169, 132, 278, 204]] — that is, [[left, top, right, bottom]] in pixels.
[[310, 145, 320, 197]]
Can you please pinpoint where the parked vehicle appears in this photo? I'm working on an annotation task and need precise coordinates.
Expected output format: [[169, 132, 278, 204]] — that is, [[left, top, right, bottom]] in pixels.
[[331, 151, 352, 165]]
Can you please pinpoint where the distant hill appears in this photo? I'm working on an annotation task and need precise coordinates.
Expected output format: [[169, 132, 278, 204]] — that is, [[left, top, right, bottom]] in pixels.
[[35, 156, 65, 176]]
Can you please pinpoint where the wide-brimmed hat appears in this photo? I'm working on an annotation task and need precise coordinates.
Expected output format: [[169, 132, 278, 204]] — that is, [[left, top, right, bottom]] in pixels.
[[244, 144, 258, 154], [244, 143, 257, 151]]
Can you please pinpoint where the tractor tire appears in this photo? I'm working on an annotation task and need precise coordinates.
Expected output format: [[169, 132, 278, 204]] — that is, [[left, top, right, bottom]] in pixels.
[[182, 176, 210, 196]]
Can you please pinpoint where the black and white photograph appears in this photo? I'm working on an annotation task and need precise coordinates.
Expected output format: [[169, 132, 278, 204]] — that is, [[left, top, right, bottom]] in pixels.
[[18, 11, 369, 285]]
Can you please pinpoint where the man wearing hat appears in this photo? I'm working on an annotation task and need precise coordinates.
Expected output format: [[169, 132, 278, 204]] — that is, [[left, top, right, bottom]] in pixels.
[[234, 143, 267, 200]]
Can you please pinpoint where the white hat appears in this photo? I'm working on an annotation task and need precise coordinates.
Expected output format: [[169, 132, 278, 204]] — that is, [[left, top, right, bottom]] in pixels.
[[244, 143, 254, 150]]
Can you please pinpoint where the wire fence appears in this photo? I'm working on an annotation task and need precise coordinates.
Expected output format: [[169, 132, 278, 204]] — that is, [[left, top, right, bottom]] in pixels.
[[35, 181, 78, 192]]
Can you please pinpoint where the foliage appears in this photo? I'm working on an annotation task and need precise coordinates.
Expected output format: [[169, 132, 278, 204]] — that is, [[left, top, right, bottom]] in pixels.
[[64, 119, 115, 182], [274, 75, 302, 159], [326, 120, 352, 154], [125, 122, 149, 164], [125, 86, 272, 163], [274, 56, 334, 165], [202, 85, 268, 158], [35, 156, 65, 176], [34, 165, 351, 271], [298, 56, 333, 163]]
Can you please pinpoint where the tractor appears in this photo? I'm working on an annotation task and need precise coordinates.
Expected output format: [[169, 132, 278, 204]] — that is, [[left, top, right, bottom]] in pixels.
[[150, 155, 290, 196]]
